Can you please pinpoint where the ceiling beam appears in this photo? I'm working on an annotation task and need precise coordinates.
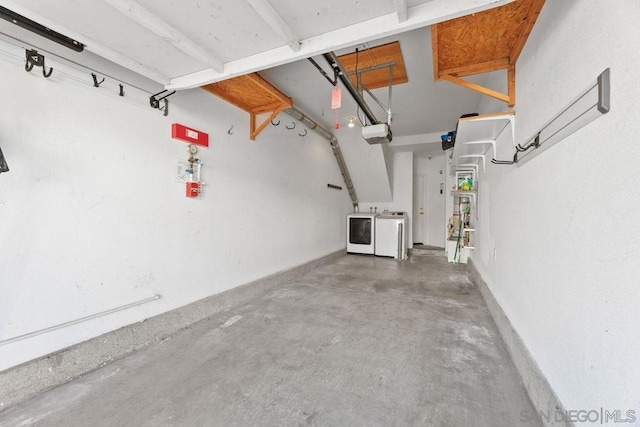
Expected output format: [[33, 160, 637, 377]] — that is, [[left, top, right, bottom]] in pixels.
[[168, 0, 515, 89], [245, 0, 301, 52], [0, 0, 170, 85], [102, 0, 224, 73], [394, 0, 409, 23]]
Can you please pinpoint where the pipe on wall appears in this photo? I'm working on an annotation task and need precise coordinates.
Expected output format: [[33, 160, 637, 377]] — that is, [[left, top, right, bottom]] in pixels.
[[0, 294, 161, 347], [284, 106, 359, 211]]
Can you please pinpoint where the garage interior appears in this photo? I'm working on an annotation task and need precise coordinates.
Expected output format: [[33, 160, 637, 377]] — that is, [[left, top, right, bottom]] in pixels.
[[0, 0, 638, 426]]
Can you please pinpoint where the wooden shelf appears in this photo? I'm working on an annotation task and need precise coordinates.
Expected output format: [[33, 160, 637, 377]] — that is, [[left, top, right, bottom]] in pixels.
[[201, 73, 292, 141], [431, 0, 546, 105], [338, 41, 408, 90], [451, 111, 515, 175]]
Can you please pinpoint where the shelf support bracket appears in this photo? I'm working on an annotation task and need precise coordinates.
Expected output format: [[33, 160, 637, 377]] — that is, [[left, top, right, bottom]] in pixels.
[[250, 104, 289, 140], [463, 139, 496, 159], [457, 163, 479, 177], [441, 72, 514, 106], [459, 154, 486, 172]]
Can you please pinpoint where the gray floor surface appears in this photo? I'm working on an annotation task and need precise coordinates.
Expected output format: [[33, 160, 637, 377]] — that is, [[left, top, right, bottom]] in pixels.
[[0, 254, 541, 426]]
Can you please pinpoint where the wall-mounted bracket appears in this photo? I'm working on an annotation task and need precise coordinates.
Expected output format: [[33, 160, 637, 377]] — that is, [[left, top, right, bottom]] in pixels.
[[91, 73, 105, 87], [150, 89, 175, 116], [202, 73, 292, 140], [440, 65, 515, 106], [459, 153, 486, 172], [25, 49, 53, 78], [250, 104, 289, 140]]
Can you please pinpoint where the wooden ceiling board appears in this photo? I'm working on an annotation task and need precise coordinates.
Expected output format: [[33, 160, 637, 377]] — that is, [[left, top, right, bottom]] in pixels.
[[509, 0, 546, 63], [433, 0, 544, 78], [431, 0, 545, 105], [201, 73, 292, 140], [338, 41, 408, 90], [201, 74, 292, 113]]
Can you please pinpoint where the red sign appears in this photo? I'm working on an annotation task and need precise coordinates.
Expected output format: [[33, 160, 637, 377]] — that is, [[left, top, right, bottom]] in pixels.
[[331, 87, 342, 110], [171, 123, 209, 147]]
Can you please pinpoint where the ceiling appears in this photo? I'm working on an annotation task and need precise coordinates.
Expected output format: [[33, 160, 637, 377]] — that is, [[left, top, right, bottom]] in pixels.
[[0, 0, 513, 87], [261, 28, 491, 138], [0, 0, 519, 139]]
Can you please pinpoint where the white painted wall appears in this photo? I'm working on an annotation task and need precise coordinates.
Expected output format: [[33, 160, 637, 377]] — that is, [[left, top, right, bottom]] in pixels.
[[360, 151, 413, 247], [338, 131, 393, 203], [0, 46, 352, 371], [472, 0, 640, 416]]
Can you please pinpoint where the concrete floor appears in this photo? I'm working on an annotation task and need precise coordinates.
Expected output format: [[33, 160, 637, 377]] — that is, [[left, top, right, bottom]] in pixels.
[[0, 254, 540, 426]]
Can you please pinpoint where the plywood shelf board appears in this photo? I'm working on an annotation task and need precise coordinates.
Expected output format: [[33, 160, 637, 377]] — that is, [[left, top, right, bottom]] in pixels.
[[433, 0, 544, 75], [201, 72, 292, 140], [202, 74, 292, 113], [338, 41, 408, 90], [432, 0, 545, 105]]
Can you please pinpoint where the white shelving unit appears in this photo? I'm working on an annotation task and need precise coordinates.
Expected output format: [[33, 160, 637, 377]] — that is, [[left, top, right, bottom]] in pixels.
[[446, 111, 515, 263], [450, 111, 515, 175], [446, 190, 476, 263]]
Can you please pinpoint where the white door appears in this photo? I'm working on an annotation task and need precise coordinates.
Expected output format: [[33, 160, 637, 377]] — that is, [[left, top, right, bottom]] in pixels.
[[412, 175, 424, 244], [425, 157, 446, 247]]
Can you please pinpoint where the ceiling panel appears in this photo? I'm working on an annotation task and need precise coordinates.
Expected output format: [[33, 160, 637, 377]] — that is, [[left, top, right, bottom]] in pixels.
[[11, 0, 207, 77], [135, 0, 285, 63], [270, 0, 395, 40], [0, 0, 516, 87], [260, 27, 485, 138]]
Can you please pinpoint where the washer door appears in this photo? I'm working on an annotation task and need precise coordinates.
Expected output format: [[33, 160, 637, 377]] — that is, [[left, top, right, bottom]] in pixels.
[[349, 217, 372, 245]]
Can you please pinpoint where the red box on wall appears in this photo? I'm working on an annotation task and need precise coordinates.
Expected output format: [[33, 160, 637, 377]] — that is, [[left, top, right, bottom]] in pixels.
[[172, 123, 209, 147], [186, 182, 200, 197]]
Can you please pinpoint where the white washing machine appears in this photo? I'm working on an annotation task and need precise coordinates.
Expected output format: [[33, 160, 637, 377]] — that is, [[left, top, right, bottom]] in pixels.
[[375, 212, 407, 259], [347, 213, 378, 254]]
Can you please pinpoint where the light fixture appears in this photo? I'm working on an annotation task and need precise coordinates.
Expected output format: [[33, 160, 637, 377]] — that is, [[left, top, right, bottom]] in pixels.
[[347, 116, 356, 128]]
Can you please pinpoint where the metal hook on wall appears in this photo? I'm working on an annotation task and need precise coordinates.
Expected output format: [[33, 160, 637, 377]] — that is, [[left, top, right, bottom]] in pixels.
[[227, 125, 234, 135], [299, 129, 307, 137], [150, 89, 175, 116], [271, 119, 280, 126], [158, 99, 169, 116], [119, 84, 125, 96], [285, 122, 296, 130], [25, 49, 53, 78], [91, 73, 105, 88]]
